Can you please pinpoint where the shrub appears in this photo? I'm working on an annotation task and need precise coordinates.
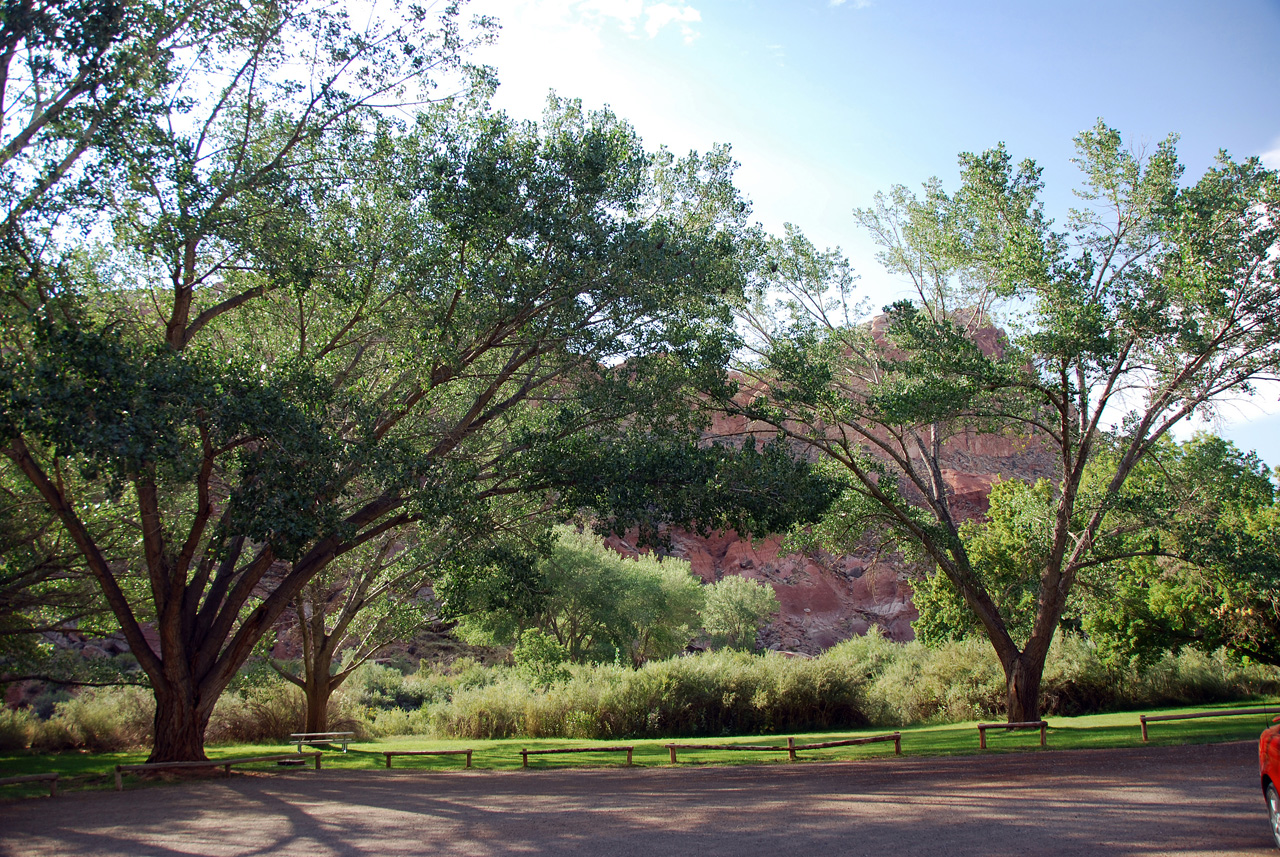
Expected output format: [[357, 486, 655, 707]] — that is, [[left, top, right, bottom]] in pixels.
[[283, 630, 1280, 741], [0, 707, 36, 751], [32, 687, 153, 752], [513, 629, 570, 688], [207, 680, 305, 745]]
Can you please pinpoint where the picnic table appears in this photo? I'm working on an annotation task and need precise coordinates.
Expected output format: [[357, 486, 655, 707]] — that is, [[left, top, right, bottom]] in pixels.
[[291, 731, 355, 752]]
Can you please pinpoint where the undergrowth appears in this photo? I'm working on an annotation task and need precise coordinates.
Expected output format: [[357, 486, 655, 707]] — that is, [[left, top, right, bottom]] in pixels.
[[4, 632, 1277, 750]]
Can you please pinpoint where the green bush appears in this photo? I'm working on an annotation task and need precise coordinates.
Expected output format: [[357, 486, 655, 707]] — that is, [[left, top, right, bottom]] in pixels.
[[32, 687, 153, 752], [0, 706, 36, 751], [258, 630, 1280, 741], [207, 680, 305, 744], [513, 629, 570, 688], [701, 576, 779, 651]]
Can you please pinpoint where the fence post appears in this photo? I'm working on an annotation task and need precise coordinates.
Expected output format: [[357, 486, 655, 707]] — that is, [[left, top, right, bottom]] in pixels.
[[979, 726, 987, 750], [1140, 716, 1149, 742], [465, 750, 473, 768], [787, 738, 796, 761], [668, 746, 678, 764], [894, 733, 901, 755], [1039, 722, 1046, 747]]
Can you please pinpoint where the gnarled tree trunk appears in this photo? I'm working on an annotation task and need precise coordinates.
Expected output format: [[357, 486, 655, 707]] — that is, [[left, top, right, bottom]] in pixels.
[[150, 683, 214, 763], [303, 672, 334, 734], [1004, 651, 1046, 723]]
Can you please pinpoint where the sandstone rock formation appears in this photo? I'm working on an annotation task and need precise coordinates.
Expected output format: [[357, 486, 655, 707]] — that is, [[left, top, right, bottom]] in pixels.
[[607, 314, 1057, 655]]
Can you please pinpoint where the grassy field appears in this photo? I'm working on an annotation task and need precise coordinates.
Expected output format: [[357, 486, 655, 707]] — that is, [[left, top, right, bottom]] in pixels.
[[3, 699, 1277, 800]]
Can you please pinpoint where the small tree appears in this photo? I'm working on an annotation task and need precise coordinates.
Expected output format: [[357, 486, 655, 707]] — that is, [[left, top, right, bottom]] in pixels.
[[454, 526, 706, 664], [701, 575, 779, 651], [512, 628, 570, 688]]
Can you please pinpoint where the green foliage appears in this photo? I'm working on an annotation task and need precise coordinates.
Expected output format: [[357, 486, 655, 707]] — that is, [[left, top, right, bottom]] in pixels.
[[1074, 435, 1280, 667], [738, 121, 1280, 719], [0, 707, 36, 752], [914, 479, 1058, 646], [537, 435, 841, 547], [344, 633, 1280, 740], [512, 629, 570, 688], [30, 687, 154, 752], [701, 575, 779, 651], [416, 650, 868, 740], [455, 527, 706, 665]]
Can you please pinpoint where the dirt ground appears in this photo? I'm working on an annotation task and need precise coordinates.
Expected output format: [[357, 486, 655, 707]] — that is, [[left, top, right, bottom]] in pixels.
[[0, 741, 1273, 856]]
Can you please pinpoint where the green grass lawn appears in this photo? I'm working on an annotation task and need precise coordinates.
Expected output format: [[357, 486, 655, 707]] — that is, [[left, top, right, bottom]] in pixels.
[[3, 698, 1277, 799]]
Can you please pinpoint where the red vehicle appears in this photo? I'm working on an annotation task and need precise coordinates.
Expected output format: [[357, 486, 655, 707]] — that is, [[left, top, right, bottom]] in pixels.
[[1260, 717, 1280, 847]]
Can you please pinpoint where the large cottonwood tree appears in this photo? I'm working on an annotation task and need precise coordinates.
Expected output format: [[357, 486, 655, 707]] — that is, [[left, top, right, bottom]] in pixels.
[[738, 123, 1280, 721], [0, 0, 761, 760]]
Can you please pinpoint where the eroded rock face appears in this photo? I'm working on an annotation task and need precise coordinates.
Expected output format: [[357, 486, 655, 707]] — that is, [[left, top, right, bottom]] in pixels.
[[636, 417, 1057, 655], [607, 527, 918, 654]]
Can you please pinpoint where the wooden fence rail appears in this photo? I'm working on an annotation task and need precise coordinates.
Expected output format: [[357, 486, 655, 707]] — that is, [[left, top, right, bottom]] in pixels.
[[665, 733, 902, 763], [790, 733, 902, 758], [977, 721, 1048, 750], [1139, 707, 1280, 741], [384, 749, 473, 768], [521, 746, 633, 768], [114, 752, 322, 790], [0, 773, 58, 797]]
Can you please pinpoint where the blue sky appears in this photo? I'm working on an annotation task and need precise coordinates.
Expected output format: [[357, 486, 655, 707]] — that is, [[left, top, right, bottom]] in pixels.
[[466, 0, 1280, 465]]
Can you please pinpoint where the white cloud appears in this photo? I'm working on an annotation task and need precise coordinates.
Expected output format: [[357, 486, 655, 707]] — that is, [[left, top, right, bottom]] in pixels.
[[1262, 138, 1280, 170], [577, 0, 645, 32], [829, 0, 874, 7], [643, 3, 702, 42], [482, 1, 703, 44]]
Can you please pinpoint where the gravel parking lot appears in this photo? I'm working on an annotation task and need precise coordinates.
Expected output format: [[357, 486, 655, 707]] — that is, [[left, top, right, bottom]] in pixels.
[[0, 741, 1272, 856]]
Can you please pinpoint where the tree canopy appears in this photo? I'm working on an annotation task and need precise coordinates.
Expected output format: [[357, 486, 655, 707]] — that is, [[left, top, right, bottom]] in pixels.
[[736, 122, 1280, 720], [0, 0, 785, 760]]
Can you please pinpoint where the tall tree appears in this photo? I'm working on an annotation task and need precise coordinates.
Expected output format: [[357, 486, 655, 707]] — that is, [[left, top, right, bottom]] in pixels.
[[738, 123, 1280, 721], [0, 0, 760, 759]]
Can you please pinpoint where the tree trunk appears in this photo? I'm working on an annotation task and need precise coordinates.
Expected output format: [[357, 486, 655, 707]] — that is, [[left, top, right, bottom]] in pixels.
[[303, 673, 332, 733], [1005, 651, 1045, 723], [149, 685, 213, 763]]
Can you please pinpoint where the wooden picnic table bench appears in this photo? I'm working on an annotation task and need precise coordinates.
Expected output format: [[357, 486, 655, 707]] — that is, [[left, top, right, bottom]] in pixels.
[[383, 749, 472, 768], [977, 720, 1048, 749], [0, 772, 58, 797], [114, 752, 322, 790], [291, 731, 355, 752], [1139, 706, 1280, 741], [520, 746, 633, 768]]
